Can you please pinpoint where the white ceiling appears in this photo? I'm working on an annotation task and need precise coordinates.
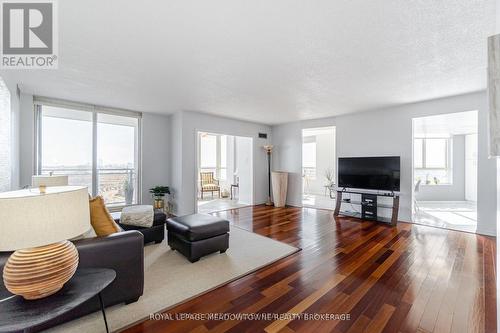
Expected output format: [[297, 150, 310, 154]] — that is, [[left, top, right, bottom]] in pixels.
[[1, 0, 496, 125], [413, 110, 478, 137]]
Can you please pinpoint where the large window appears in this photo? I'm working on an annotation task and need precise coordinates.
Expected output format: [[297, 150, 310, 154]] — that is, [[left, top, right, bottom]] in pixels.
[[414, 138, 451, 185], [39, 106, 93, 191], [35, 101, 141, 206], [199, 133, 227, 181]]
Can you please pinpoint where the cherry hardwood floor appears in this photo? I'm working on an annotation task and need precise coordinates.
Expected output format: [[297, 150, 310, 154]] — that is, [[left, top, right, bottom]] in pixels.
[[124, 205, 496, 333]]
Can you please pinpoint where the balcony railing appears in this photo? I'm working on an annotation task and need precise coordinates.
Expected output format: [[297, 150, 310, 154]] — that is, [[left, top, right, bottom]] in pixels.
[[41, 167, 137, 205]]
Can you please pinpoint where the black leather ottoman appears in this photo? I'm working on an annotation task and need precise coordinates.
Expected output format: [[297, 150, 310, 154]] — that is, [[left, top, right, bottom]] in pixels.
[[167, 214, 230, 263], [112, 210, 166, 244]]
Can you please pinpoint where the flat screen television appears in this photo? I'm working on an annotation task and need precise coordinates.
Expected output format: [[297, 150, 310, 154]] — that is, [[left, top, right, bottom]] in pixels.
[[338, 156, 400, 192]]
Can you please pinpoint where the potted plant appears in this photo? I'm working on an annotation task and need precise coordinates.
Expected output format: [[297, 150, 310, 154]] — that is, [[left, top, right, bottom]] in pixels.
[[123, 171, 134, 205], [324, 167, 335, 188], [149, 186, 170, 210]]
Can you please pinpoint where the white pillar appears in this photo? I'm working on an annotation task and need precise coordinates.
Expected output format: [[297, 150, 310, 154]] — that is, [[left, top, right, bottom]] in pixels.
[[489, 35, 500, 156]]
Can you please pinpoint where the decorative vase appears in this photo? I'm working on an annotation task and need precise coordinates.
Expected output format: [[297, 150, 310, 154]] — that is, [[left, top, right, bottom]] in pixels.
[[153, 197, 164, 209], [271, 171, 288, 207], [124, 171, 134, 205], [125, 187, 134, 205], [3, 240, 79, 299]]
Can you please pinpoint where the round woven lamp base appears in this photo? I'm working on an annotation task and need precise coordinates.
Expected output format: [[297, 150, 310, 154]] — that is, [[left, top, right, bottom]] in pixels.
[[3, 240, 79, 300]]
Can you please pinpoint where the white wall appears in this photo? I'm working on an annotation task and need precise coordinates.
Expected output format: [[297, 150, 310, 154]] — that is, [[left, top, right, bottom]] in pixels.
[[169, 112, 184, 211], [491, 7, 499, 327], [0, 77, 21, 192], [141, 113, 171, 205], [497, 0, 500, 33], [0, 76, 20, 191], [170, 111, 272, 216], [0, 79, 11, 192], [273, 121, 305, 206], [235, 136, 253, 205], [417, 135, 467, 201], [272, 91, 496, 236]]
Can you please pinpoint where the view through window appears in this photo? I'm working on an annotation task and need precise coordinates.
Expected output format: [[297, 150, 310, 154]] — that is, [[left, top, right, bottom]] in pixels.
[[302, 140, 317, 180], [97, 113, 138, 205], [199, 133, 227, 181], [37, 104, 140, 205], [414, 137, 451, 185]]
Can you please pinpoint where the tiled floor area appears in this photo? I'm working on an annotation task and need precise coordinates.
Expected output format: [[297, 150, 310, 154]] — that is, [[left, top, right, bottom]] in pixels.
[[413, 201, 477, 233], [197, 198, 249, 214], [302, 193, 336, 210]]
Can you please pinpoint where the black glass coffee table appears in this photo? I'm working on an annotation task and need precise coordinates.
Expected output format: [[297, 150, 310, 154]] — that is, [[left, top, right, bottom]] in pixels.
[[0, 268, 116, 333]]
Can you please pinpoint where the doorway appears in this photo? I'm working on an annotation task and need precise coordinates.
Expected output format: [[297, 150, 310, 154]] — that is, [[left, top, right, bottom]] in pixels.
[[412, 111, 478, 233], [196, 131, 253, 214], [302, 127, 336, 210]]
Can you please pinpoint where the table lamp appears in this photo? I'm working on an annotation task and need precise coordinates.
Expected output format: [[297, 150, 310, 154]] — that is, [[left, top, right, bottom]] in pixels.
[[32, 175, 69, 193], [0, 186, 90, 300]]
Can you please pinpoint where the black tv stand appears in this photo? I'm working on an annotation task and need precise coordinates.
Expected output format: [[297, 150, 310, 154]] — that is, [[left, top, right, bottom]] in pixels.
[[334, 189, 399, 226]]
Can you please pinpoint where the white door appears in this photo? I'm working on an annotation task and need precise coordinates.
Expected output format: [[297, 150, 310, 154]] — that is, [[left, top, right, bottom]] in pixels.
[[235, 136, 253, 205]]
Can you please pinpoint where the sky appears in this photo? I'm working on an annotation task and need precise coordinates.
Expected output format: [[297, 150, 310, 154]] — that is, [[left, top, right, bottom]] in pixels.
[[42, 116, 136, 168]]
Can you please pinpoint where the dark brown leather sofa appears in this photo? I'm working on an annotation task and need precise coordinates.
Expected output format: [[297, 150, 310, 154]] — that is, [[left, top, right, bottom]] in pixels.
[[0, 230, 144, 332]]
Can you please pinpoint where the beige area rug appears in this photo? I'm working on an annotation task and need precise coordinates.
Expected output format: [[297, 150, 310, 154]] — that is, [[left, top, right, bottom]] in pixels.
[[46, 226, 299, 333]]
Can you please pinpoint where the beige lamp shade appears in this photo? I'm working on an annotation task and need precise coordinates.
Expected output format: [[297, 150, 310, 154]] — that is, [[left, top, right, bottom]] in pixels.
[[0, 186, 90, 251], [32, 175, 69, 187]]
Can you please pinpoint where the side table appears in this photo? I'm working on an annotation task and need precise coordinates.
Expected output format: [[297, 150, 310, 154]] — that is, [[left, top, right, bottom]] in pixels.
[[0, 268, 116, 333], [230, 184, 239, 200]]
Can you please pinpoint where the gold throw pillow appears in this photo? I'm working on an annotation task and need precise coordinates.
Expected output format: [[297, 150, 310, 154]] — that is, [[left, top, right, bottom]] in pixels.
[[89, 196, 120, 236]]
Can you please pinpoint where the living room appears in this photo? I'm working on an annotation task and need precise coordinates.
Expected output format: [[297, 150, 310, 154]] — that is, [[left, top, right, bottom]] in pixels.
[[0, 1, 499, 333]]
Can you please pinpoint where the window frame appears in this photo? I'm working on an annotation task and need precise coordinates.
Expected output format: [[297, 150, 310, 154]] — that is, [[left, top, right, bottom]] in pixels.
[[414, 137, 452, 185], [33, 97, 142, 207]]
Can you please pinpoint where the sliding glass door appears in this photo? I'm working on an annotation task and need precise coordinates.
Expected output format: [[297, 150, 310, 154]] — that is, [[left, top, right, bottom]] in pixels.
[[97, 113, 139, 205], [36, 102, 141, 206]]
